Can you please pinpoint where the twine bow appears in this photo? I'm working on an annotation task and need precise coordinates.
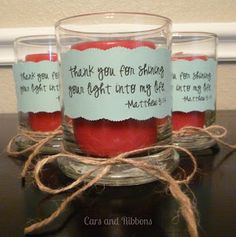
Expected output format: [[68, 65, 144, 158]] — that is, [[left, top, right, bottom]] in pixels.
[[174, 125, 236, 149], [24, 145, 198, 237], [6, 127, 62, 178]]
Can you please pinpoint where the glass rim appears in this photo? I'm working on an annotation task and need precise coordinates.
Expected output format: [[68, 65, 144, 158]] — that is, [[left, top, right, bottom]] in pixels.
[[14, 35, 57, 46], [55, 12, 172, 36], [172, 31, 217, 39]]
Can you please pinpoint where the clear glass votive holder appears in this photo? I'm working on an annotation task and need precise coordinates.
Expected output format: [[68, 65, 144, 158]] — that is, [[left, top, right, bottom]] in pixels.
[[56, 12, 178, 186], [172, 32, 218, 150], [13, 35, 62, 154]]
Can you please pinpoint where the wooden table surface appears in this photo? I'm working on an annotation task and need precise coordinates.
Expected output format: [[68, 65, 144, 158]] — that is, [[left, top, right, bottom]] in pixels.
[[0, 111, 236, 237]]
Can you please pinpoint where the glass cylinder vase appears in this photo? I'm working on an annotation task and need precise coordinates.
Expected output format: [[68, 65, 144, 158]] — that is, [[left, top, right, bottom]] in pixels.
[[13, 35, 62, 154], [172, 32, 218, 150], [56, 12, 178, 186]]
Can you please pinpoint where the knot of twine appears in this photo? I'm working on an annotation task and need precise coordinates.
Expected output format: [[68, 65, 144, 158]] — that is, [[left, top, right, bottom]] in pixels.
[[24, 145, 199, 237], [173, 125, 236, 149], [6, 127, 62, 178]]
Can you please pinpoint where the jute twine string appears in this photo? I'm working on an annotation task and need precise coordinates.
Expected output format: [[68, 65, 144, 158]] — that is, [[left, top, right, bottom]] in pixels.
[[7, 124, 235, 236], [24, 144, 198, 237], [174, 125, 236, 149], [6, 127, 62, 178]]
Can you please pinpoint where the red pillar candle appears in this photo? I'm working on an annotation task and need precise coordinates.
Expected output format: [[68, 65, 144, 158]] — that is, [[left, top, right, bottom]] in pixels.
[[71, 40, 158, 157], [26, 53, 61, 132], [172, 54, 208, 131]]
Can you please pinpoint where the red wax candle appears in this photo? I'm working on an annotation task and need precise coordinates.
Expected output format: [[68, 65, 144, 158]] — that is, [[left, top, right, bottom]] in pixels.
[[172, 54, 208, 131], [26, 53, 61, 132], [71, 40, 157, 157]]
